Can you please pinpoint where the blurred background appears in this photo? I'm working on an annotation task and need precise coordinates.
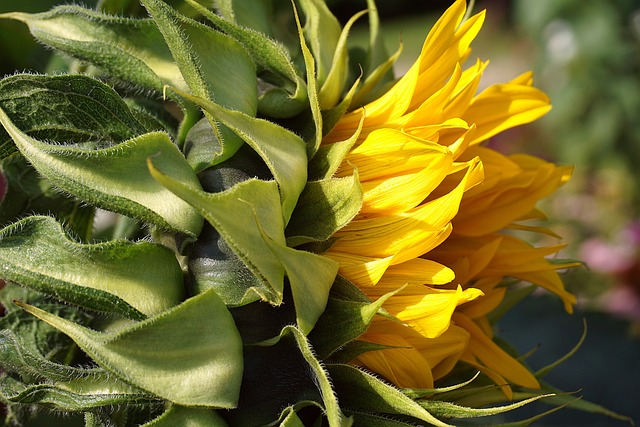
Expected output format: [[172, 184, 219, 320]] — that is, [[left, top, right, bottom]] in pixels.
[[1, 0, 639, 425]]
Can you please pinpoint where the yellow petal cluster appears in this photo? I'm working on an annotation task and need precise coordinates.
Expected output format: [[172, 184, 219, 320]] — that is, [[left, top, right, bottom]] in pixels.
[[321, 0, 577, 394]]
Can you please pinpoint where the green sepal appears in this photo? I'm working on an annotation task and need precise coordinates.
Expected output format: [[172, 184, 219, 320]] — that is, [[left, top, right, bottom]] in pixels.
[[535, 318, 586, 379], [225, 325, 351, 427], [0, 74, 147, 160], [437, 381, 634, 426], [15, 288, 243, 408], [296, 0, 341, 90], [141, 0, 257, 165], [402, 373, 481, 400], [151, 159, 336, 333], [308, 110, 363, 181], [0, 289, 98, 382], [326, 364, 453, 427], [317, 10, 367, 110], [347, 2, 402, 109], [321, 74, 362, 138], [0, 156, 94, 240], [350, 43, 403, 109], [530, 382, 634, 425], [0, 373, 158, 412], [487, 284, 536, 324], [285, 173, 363, 247], [327, 340, 397, 365], [189, 222, 264, 306], [229, 285, 297, 345], [255, 216, 338, 334], [97, 0, 214, 19], [124, 97, 180, 138], [0, 107, 204, 236], [183, 118, 222, 172], [149, 163, 286, 305], [0, 6, 185, 93], [188, 145, 271, 305], [186, 0, 309, 118], [292, 2, 323, 158], [167, 88, 307, 224], [0, 216, 185, 319], [309, 276, 396, 359], [417, 394, 554, 420], [279, 410, 307, 427], [0, 328, 97, 383], [141, 405, 228, 427]]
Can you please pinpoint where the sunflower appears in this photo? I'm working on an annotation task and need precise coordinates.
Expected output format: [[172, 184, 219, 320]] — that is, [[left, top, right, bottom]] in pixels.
[[321, 0, 577, 394]]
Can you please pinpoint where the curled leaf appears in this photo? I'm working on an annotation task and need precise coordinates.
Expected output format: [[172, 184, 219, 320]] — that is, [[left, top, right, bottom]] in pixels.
[[16, 289, 243, 408], [0, 216, 184, 319], [0, 106, 204, 236]]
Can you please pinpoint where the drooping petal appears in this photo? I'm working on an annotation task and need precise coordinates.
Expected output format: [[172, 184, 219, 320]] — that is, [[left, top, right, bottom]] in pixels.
[[454, 313, 540, 390]]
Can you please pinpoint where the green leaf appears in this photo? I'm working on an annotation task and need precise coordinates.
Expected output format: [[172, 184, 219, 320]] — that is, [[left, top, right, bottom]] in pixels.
[[326, 364, 453, 427], [347, 1, 401, 109], [0, 107, 204, 236], [0, 74, 147, 160], [167, 89, 307, 224], [297, 0, 341, 89], [292, 2, 323, 158], [151, 157, 337, 333], [535, 318, 587, 379], [327, 340, 397, 365], [0, 373, 158, 412], [211, 0, 272, 34], [189, 222, 264, 306], [15, 289, 243, 408], [141, 405, 228, 427], [226, 326, 351, 427], [0, 155, 94, 240], [141, 0, 257, 165], [186, 0, 309, 118], [124, 97, 180, 138], [149, 166, 286, 305], [317, 10, 367, 110], [309, 276, 395, 359], [286, 173, 363, 247], [417, 394, 554, 419], [321, 74, 362, 138], [279, 410, 307, 427], [0, 6, 185, 93], [308, 113, 363, 181], [256, 220, 338, 334], [0, 333, 97, 387], [0, 216, 184, 319]]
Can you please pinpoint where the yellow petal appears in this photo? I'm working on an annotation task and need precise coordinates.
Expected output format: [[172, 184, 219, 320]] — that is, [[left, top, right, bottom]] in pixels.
[[454, 313, 540, 389], [323, 252, 392, 287], [356, 331, 434, 389], [462, 73, 552, 146], [458, 286, 506, 319], [336, 128, 450, 181], [385, 285, 483, 339], [376, 258, 455, 287], [359, 158, 453, 215]]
